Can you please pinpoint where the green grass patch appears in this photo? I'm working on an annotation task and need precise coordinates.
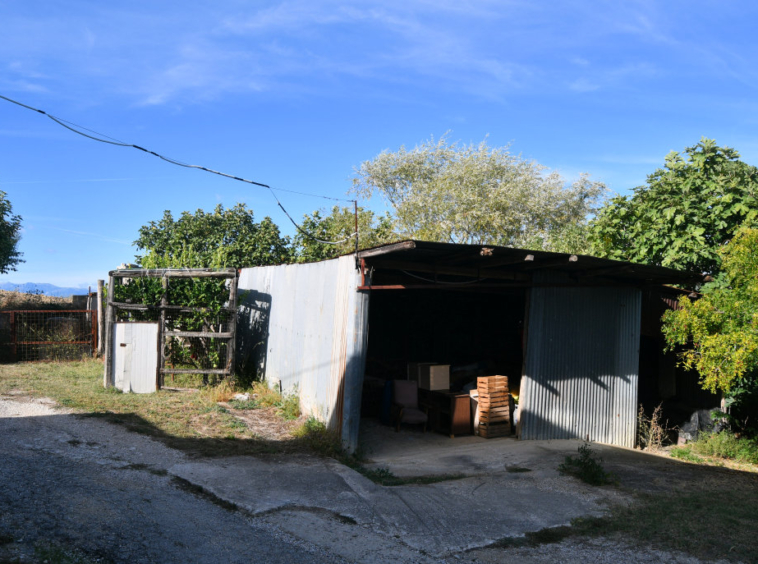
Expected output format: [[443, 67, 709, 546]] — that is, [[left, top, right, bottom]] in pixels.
[[669, 447, 706, 464], [577, 487, 758, 562], [0, 360, 304, 458]]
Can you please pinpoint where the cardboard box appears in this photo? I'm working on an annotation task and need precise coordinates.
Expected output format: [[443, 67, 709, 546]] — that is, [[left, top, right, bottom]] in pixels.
[[418, 364, 450, 391]]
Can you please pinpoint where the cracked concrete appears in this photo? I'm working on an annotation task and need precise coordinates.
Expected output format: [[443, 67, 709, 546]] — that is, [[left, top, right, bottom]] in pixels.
[[0, 394, 722, 563]]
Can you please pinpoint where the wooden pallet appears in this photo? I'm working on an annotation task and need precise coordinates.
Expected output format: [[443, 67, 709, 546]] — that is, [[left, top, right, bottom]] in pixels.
[[479, 423, 511, 438], [476, 375, 511, 438]]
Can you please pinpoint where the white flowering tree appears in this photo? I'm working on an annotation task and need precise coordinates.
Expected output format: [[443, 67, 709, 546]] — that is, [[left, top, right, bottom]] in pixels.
[[352, 136, 606, 252]]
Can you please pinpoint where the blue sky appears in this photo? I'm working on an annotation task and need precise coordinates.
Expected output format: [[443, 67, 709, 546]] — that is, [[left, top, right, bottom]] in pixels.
[[2, 0, 758, 287]]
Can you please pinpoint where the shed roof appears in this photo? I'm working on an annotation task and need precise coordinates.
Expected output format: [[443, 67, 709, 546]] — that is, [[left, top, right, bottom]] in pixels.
[[357, 240, 701, 288]]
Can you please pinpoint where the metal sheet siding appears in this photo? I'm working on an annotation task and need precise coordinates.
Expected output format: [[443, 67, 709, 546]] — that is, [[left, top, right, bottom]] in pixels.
[[237, 256, 368, 452], [519, 286, 641, 447], [112, 322, 158, 394]]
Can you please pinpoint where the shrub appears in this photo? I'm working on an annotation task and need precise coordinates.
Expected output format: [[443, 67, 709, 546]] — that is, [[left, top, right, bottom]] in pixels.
[[637, 403, 671, 451], [558, 442, 617, 486], [690, 431, 758, 465]]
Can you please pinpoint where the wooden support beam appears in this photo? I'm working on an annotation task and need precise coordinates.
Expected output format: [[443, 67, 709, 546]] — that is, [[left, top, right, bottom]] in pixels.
[[227, 275, 238, 376], [159, 368, 230, 375], [158, 276, 168, 390], [164, 331, 234, 339], [109, 268, 236, 278], [96, 280, 104, 356], [103, 275, 116, 388], [356, 241, 416, 258], [108, 302, 236, 314]]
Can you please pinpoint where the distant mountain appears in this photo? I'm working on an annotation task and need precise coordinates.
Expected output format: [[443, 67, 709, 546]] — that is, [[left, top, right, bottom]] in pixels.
[[0, 282, 94, 298]]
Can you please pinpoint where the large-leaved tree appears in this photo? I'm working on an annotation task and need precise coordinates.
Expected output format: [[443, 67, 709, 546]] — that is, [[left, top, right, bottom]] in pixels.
[[134, 203, 292, 268], [0, 190, 23, 274], [590, 138, 758, 275], [352, 136, 606, 252], [662, 227, 758, 432]]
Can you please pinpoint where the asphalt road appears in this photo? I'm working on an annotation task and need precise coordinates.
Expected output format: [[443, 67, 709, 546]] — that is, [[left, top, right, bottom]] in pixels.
[[0, 401, 345, 564]]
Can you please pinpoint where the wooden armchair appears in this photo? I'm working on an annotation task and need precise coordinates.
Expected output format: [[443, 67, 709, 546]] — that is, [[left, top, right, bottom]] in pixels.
[[392, 380, 429, 432]]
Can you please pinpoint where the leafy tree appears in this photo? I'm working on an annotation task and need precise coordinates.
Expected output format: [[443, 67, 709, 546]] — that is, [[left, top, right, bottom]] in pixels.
[[352, 135, 606, 251], [590, 138, 758, 275], [0, 190, 23, 274], [129, 204, 290, 382], [662, 228, 758, 431], [293, 205, 397, 262], [134, 203, 292, 268]]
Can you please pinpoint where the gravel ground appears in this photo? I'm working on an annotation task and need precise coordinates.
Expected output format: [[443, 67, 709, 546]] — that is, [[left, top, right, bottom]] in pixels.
[[0, 396, 346, 564]]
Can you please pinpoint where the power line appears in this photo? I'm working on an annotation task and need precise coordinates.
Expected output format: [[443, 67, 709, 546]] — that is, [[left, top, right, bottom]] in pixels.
[[0, 93, 357, 245]]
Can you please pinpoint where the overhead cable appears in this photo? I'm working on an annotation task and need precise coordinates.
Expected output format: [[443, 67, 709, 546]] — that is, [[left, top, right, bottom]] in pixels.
[[0, 93, 357, 245]]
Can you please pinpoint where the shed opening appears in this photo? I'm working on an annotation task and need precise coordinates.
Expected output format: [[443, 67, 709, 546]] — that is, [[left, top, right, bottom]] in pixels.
[[361, 287, 526, 437]]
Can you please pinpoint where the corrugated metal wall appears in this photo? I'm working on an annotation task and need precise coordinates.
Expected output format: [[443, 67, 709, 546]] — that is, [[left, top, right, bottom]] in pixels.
[[237, 256, 369, 452], [519, 285, 642, 447]]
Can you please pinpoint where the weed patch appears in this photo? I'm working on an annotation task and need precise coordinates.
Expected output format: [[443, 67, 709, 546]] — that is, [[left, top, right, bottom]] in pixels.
[[637, 403, 673, 451], [690, 432, 758, 465], [558, 442, 616, 486], [227, 382, 301, 420]]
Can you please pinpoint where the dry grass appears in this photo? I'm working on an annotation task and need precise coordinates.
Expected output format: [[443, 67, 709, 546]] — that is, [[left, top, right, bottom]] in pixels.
[[0, 360, 330, 458], [0, 290, 78, 310]]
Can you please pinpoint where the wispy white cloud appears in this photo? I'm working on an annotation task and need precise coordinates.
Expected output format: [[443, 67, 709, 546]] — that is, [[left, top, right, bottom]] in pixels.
[[569, 78, 599, 93], [43, 226, 132, 246], [1, 0, 756, 107]]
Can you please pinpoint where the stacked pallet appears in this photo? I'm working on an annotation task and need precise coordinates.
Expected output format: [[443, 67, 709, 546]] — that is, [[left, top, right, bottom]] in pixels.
[[477, 375, 511, 438]]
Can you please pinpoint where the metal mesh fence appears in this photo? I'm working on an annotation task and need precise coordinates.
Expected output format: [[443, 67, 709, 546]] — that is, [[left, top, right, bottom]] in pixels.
[[0, 310, 97, 362]]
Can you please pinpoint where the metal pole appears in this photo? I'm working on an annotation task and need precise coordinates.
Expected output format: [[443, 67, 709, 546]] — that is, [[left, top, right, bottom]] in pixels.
[[354, 199, 359, 266]]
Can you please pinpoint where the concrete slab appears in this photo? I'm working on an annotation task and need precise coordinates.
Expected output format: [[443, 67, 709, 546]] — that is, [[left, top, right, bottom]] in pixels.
[[3, 396, 661, 563], [170, 446, 622, 557]]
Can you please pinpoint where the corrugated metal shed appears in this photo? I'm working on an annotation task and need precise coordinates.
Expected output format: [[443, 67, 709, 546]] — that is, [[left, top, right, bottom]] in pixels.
[[519, 281, 642, 447], [237, 256, 368, 452], [238, 240, 696, 451]]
